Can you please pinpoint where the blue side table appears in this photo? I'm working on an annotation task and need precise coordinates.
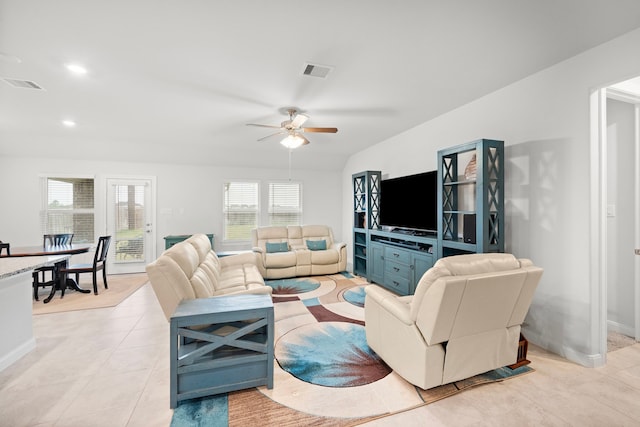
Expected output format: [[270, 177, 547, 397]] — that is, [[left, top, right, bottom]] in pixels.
[[164, 234, 215, 249], [169, 294, 274, 408]]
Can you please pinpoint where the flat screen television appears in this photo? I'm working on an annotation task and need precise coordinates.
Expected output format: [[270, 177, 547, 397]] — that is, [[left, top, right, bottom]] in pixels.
[[379, 170, 438, 234]]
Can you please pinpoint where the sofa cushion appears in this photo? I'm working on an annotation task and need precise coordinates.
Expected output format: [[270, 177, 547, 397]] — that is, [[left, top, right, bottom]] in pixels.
[[253, 226, 288, 250], [264, 251, 297, 268], [266, 241, 289, 253], [164, 243, 199, 278], [310, 248, 339, 265], [306, 239, 327, 251], [190, 267, 216, 298]]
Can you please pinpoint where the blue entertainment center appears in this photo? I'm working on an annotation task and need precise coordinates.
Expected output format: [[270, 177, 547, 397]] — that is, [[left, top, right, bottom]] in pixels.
[[353, 139, 504, 295]]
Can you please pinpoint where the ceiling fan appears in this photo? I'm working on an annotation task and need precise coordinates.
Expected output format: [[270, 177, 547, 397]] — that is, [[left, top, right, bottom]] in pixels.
[[246, 108, 338, 149]]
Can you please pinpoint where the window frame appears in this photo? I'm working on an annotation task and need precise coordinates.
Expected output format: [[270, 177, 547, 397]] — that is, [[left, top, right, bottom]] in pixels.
[[267, 180, 303, 227], [222, 180, 260, 242], [40, 174, 96, 243]]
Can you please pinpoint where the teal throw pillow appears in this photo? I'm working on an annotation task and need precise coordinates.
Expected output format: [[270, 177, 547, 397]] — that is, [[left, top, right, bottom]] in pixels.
[[266, 242, 289, 253], [306, 239, 327, 251]]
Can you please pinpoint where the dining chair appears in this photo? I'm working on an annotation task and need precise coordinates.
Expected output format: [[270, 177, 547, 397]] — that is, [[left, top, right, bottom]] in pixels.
[[0, 241, 10, 256], [44, 233, 74, 246], [60, 236, 112, 295], [33, 234, 75, 301]]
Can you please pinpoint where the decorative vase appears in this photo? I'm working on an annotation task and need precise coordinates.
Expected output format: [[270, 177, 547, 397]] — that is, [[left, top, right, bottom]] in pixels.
[[464, 154, 477, 180]]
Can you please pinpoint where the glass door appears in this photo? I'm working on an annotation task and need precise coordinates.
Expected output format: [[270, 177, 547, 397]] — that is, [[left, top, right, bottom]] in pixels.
[[106, 178, 156, 274]]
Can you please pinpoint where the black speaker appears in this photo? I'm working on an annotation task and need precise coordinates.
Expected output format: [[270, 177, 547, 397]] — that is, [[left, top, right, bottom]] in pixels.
[[463, 214, 476, 244]]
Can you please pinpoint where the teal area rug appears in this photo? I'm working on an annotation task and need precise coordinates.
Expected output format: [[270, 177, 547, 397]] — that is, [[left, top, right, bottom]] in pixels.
[[275, 321, 391, 387], [265, 277, 320, 294], [171, 394, 227, 427], [343, 285, 366, 307]]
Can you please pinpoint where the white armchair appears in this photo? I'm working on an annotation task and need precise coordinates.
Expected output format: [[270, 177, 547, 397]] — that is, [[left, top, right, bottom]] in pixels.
[[364, 253, 543, 390]]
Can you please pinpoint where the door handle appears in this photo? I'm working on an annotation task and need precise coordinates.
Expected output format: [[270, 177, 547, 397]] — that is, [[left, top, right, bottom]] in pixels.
[[635, 249, 640, 255]]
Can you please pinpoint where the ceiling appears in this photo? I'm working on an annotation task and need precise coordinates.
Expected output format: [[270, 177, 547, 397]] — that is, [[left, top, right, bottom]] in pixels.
[[2, 1, 640, 171]]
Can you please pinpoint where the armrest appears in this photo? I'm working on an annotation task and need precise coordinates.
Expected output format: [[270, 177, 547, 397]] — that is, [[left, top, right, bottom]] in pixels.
[[331, 242, 346, 251], [219, 251, 258, 267], [365, 285, 413, 325], [252, 246, 264, 254]]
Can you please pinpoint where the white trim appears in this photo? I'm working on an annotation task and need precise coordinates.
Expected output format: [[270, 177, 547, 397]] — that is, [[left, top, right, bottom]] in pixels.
[[635, 104, 640, 341], [0, 338, 36, 373], [607, 88, 640, 105], [589, 88, 608, 366]]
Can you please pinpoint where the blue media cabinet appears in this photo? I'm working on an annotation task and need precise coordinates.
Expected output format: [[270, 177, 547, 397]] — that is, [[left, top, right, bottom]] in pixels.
[[169, 294, 274, 408], [368, 229, 437, 295], [352, 171, 381, 278], [352, 139, 504, 295], [437, 139, 504, 258]]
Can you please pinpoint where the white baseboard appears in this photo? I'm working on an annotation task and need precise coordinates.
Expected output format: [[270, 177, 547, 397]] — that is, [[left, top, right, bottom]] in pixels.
[[0, 338, 36, 373], [522, 328, 606, 368]]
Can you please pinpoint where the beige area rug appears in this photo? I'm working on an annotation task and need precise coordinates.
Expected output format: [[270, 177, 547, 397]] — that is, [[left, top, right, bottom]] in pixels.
[[32, 273, 149, 315], [226, 366, 534, 427]]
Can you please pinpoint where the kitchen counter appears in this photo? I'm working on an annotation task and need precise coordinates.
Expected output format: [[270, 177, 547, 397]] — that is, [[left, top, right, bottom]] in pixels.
[[0, 255, 69, 280], [0, 254, 69, 372]]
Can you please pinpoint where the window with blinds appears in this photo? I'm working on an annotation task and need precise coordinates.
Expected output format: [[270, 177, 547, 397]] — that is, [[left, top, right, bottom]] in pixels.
[[42, 177, 95, 243], [223, 181, 259, 241], [268, 181, 302, 226]]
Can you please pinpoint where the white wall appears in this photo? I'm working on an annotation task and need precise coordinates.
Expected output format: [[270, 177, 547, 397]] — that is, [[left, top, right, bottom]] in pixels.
[[0, 157, 342, 257], [342, 27, 640, 366], [607, 98, 636, 335]]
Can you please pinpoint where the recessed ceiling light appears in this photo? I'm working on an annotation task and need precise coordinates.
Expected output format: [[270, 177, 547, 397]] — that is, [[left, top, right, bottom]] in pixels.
[[66, 63, 88, 75], [62, 120, 76, 127]]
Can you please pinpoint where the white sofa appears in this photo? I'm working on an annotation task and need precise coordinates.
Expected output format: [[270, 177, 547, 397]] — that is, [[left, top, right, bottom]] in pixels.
[[251, 225, 347, 279], [365, 253, 543, 390], [146, 233, 272, 320]]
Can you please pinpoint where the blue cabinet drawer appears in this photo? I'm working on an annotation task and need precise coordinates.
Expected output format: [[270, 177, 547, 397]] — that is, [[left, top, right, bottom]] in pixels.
[[384, 246, 410, 264], [384, 274, 410, 295], [384, 260, 411, 280]]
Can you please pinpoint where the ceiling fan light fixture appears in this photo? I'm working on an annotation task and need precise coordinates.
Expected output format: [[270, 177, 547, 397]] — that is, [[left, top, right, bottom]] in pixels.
[[280, 133, 305, 149]]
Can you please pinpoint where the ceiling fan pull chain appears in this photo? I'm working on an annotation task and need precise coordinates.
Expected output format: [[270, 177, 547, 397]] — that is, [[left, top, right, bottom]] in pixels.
[[288, 148, 293, 181]]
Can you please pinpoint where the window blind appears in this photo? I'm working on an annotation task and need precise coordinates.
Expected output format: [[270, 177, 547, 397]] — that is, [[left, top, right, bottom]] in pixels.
[[268, 181, 302, 226], [42, 177, 95, 243], [223, 181, 259, 241]]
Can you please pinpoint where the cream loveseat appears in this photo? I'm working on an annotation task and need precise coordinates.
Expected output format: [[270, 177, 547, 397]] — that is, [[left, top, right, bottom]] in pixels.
[[251, 225, 347, 279], [365, 253, 543, 390], [146, 233, 271, 320]]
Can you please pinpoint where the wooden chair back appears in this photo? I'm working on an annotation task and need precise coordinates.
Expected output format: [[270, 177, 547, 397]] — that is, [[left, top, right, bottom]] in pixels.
[[44, 233, 74, 246], [0, 241, 10, 256], [93, 235, 112, 266]]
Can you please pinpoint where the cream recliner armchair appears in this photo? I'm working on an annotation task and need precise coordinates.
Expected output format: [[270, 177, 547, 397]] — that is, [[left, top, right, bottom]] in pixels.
[[365, 253, 543, 390]]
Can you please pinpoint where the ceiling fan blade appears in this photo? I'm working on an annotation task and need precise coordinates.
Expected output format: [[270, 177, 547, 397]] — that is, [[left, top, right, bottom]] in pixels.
[[290, 113, 309, 128], [246, 123, 282, 129], [257, 131, 286, 141], [302, 127, 338, 133]]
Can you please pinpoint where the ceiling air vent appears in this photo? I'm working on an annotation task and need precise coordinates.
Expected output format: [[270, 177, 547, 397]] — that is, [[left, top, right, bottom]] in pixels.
[[3, 78, 44, 90], [302, 62, 333, 79]]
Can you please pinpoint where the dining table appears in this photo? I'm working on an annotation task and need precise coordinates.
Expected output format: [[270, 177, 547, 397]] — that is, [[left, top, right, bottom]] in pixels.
[[1, 243, 92, 303]]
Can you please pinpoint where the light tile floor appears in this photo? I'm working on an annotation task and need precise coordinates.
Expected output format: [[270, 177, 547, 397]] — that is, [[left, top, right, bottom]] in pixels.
[[1, 283, 639, 426]]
